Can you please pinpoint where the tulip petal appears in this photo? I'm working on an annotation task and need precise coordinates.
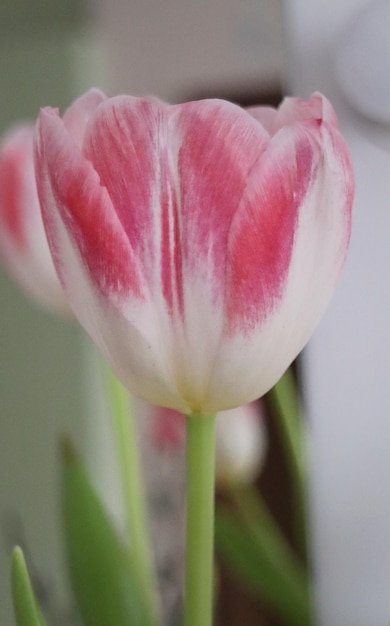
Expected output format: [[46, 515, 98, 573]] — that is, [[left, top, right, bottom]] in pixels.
[[246, 106, 279, 134], [205, 120, 353, 412], [36, 108, 145, 303], [36, 108, 195, 411], [225, 122, 317, 333], [63, 88, 107, 147], [248, 92, 339, 136]]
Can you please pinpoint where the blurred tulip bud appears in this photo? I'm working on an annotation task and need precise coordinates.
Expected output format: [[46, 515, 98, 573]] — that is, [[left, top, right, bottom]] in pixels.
[[215, 402, 267, 487]]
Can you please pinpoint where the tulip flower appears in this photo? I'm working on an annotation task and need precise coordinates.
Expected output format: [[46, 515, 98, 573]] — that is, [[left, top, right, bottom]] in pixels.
[[0, 125, 67, 312], [35, 90, 353, 415], [34, 88, 353, 626]]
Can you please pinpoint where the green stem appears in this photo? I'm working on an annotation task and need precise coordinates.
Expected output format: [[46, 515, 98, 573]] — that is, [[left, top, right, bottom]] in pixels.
[[267, 367, 308, 558], [185, 413, 216, 626], [105, 370, 158, 626]]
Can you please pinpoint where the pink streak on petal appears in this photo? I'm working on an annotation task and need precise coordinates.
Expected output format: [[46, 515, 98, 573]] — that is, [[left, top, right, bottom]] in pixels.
[[36, 108, 145, 301], [83, 97, 160, 258], [226, 125, 317, 332], [175, 100, 270, 298]]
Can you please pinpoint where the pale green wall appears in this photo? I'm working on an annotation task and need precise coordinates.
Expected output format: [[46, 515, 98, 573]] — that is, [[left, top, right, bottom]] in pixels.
[[0, 2, 106, 623]]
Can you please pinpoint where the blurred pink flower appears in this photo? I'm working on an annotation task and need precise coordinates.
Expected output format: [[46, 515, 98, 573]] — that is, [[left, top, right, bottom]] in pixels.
[[150, 402, 267, 486], [0, 125, 67, 312]]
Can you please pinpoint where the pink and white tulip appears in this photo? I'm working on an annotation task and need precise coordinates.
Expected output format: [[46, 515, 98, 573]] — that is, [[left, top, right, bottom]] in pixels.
[[0, 125, 68, 312], [35, 90, 353, 414]]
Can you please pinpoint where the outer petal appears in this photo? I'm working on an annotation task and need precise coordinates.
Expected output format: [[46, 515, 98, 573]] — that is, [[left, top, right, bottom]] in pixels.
[[248, 92, 339, 136], [275, 92, 339, 130], [225, 122, 315, 334], [35, 107, 192, 410], [35, 108, 146, 302], [204, 117, 353, 411]]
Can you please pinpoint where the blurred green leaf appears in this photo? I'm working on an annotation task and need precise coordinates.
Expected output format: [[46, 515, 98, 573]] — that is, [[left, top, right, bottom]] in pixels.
[[61, 440, 149, 626], [267, 367, 308, 556], [11, 546, 46, 626], [215, 507, 312, 626]]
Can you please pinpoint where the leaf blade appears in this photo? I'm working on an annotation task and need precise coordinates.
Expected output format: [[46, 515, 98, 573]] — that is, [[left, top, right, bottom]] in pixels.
[[215, 507, 312, 626], [11, 546, 47, 626], [61, 441, 149, 626]]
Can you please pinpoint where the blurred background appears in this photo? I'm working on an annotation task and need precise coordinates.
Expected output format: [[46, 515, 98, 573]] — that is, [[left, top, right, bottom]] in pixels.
[[0, 0, 389, 625]]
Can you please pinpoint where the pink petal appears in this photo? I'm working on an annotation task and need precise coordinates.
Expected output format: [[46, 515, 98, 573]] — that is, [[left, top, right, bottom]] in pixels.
[[246, 105, 278, 134], [226, 122, 317, 333], [62, 88, 107, 147], [35, 108, 145, 302], [82, 97, 171, 300], [275, 92, 339, 132], [175, 100, 270, 294], [205, 122, 353, 412], [248, 92, 340, 136]]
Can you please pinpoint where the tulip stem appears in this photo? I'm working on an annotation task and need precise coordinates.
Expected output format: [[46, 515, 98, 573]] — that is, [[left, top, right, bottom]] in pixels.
[[106, 371, 158, 626], [185, 413, 216, 626], [267, 367, 308, 559]]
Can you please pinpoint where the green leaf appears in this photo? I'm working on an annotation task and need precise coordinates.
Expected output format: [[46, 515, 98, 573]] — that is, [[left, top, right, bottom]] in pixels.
[[267, 368, 308, 555], [215, 507, 313, 626], [105, 369, 158, 626], [11, 547, 47, 626], [61, 440, 148, 626]]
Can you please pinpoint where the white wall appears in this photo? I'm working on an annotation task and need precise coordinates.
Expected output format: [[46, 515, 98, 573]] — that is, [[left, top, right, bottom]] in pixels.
[[284, 1, 390, 623]]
